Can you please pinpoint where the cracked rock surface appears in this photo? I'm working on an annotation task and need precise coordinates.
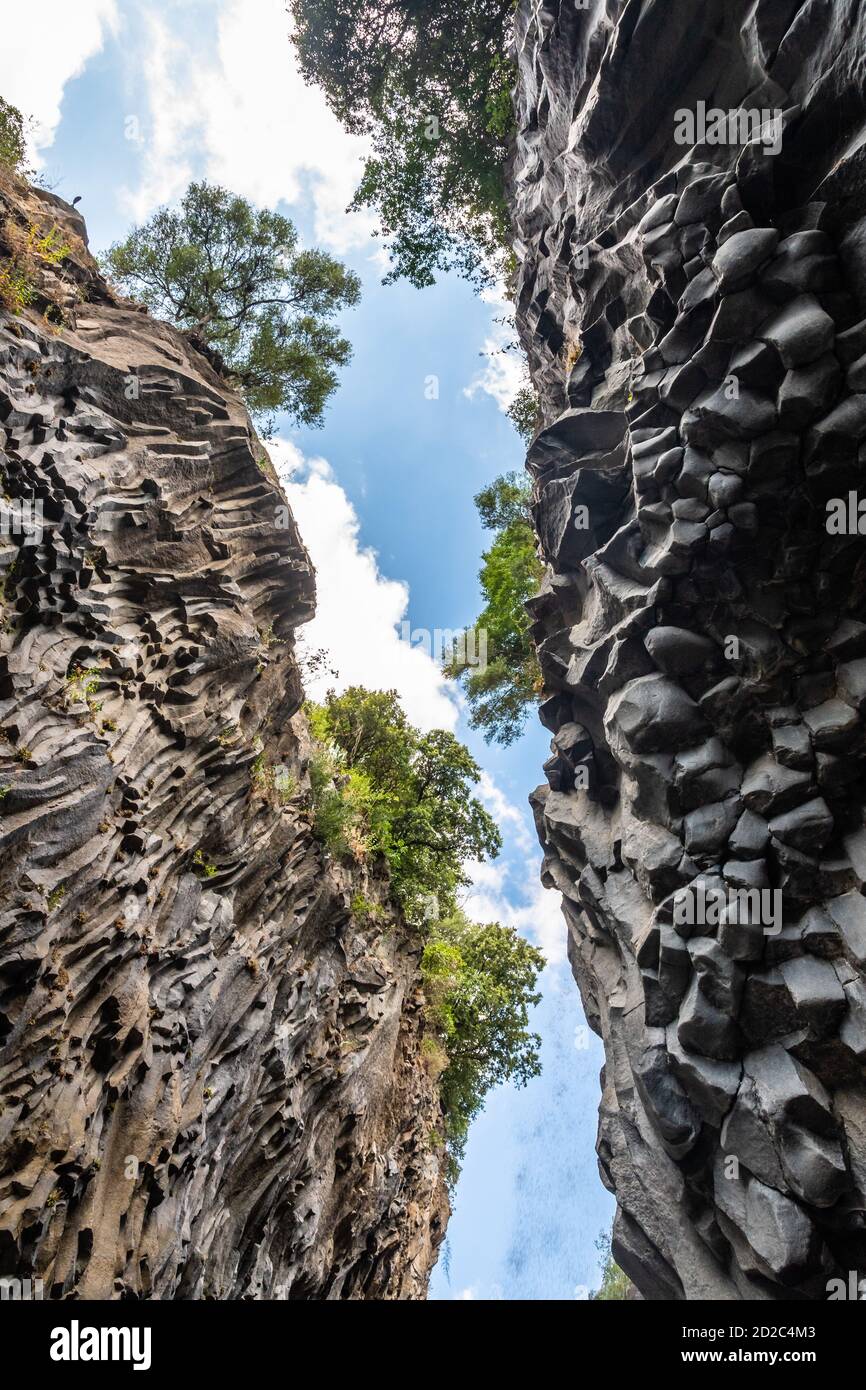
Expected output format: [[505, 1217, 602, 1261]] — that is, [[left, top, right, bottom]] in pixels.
[[513, 0, 866, 1298], [0, 181, 447, 1299]]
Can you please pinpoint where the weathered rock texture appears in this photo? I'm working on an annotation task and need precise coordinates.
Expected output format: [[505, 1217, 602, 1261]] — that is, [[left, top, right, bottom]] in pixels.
[[513, 0, 866, 1297], [0, 179, 447, 1298]]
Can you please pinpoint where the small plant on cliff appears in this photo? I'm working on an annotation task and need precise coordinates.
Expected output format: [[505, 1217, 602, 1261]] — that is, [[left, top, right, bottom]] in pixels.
[[0, 259, 34, 314], [421, 908, 544, 1178], [251, 752, 274, 795], [27, 223, 70, 268], [250, 751, 298, 806], [307, 740, 372, 859], [289, 0, 516, 287], [101, 180, 361, 426], [64, 664, 100, 710], [0, 218, 72, 315], [192, 848, 217, 878], [444, 471, 543, 745], [306, 686, 501, 917], [351, 892, 386, 924]]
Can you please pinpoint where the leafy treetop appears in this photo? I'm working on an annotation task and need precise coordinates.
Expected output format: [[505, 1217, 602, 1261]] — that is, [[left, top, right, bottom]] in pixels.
[[422, 908, 544, 1168], [290, 0, 516, 287], [445, 470, 543, 746], [0, 95, 28, 174], [307, 686, 501, 917], [305, 685, 543, 1180], [591, 1228, 631, 1300], [101, 180, 361, 426]]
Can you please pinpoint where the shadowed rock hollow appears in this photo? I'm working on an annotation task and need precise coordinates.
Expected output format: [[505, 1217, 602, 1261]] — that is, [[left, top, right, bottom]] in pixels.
[[513, 0, 866, 1298], [0, 180, 447, 1299]]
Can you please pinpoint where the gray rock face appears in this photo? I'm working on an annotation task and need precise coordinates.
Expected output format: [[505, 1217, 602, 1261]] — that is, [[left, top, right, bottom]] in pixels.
[[513, 0, 866, 1298], [0, 182, 447, 1298]]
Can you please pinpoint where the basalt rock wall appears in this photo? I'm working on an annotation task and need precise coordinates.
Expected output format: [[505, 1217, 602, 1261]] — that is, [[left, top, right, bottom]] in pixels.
[[0, 178, 447, 1299], [513, 0, 866, 1298]]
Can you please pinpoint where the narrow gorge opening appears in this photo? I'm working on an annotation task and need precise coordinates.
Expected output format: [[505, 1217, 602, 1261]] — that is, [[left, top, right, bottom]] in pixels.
[[1, 0, 865, 1350]]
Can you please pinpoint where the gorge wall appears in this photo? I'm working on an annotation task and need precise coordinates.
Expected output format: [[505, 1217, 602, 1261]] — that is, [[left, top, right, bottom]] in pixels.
[[513, 0, 866, 1297], [0, 178, 447, 1299]]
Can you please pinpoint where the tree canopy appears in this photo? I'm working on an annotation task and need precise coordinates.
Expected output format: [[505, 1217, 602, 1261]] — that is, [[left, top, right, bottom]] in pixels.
[[422, 909, 544, 1167], [591, 1228, 631, 1300], [307, 686, 501, 917], [445, 471, 544, 746], [506, 383, 541, 443], [101, 180, 361, 426], [289, 0, 515, 287], [305, 687, 543, 1176], [0, 95, 27, 173]]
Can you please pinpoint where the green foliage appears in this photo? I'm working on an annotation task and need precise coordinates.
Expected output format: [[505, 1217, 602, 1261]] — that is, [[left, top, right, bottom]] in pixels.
[[591, 1228, 631, 1300], [445, 472, 543, 746], [0, 219, 71, 316], [192, 848, 217, 879], [307, 740, 371, 859], [65, 664, 100, 704], [474, 470, 529, 530], [290, 0, 516, 287], [0, 96, 27, 172], [351, 892, 386, 923], [28, 224, 70, 267], [251, 748, 299, 805], [274, 768, 298, 803], [101, 181, 361, 426], [306, 686, 501, 917], [0, 259, 34, 313], [422, 908, 544, 1175], [506, 384, 540, 443], [64, 664, 102, 719]]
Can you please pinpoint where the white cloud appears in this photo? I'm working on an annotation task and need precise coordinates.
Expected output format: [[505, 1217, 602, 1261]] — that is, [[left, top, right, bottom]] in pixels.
[[271, 438, 460, 733], [118, 11, 203, 221], [269, 439, 564, 958], [464, 331, 526, 414], [122, 0, 374, 254], [463, 284, 527, 415], [510, 883, 568, 967], [454, 1284, 503, 1301], [0, 0, 118, 160], [462, 868, 566, 966], [271, 437, 563, 956], [460, 777, 566, 965], [478, 771, 533, 856]]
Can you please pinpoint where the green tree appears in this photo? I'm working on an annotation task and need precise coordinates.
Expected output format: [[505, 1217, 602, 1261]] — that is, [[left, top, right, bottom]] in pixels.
[[507, 383, 540, 443], [101, 180, 361, 425], [0, 95, 27, 173], [290, 0, 515, 287], [307, 687, 501, 916], [591, 1227, 631, 1300], [445, 471, 544, 746], [422, 909, 544, 1170]]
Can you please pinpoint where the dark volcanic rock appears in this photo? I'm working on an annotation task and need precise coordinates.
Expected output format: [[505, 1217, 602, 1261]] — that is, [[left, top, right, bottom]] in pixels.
[[513, 0, 866, 1299], [0, 182, 447, 1299]]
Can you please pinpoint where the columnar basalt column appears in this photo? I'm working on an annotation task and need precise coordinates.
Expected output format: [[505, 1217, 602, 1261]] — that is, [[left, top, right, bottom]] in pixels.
[[512, 0, 866, 1298], [0, 182, 448, 1300]]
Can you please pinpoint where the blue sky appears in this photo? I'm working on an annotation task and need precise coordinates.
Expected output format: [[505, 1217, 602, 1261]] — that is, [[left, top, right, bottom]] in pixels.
[[1, 0, 614, 1299]]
